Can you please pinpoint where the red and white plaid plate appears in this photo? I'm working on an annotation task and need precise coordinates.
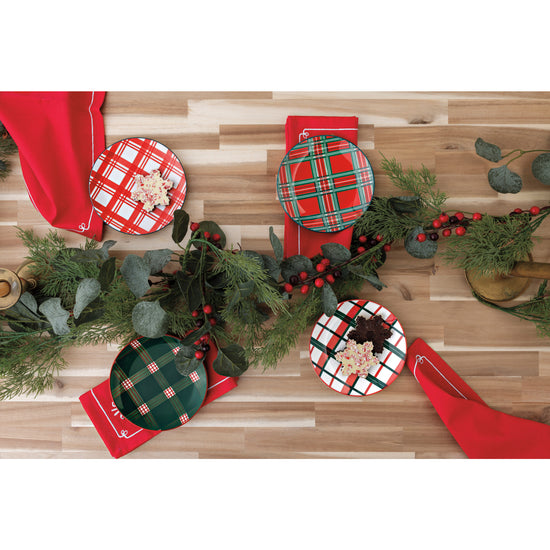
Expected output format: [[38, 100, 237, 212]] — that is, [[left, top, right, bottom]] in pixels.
[[89, 137, 187, 235], [309, 300, 407, 396]]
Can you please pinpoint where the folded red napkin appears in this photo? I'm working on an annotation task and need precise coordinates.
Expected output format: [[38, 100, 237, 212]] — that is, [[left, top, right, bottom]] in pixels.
[[283, 116, 359, 258], [79, 342, 238, 458], [0, 92, 105, 240], [408, 338, 550, 458]]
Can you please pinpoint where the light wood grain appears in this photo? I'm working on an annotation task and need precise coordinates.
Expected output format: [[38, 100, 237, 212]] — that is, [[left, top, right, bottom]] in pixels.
[[2, 91, 550, 459]]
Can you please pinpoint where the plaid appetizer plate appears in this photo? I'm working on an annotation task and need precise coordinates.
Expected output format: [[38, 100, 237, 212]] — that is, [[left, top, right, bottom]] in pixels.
[[309, 300, 407, 396], [89, 137, 187, 235], [276, 135, 374, 233], [109, 335, 207, 430]]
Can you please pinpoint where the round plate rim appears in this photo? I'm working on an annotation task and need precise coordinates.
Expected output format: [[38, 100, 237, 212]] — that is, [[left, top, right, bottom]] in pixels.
[[276, 134, 374, 233], [88, 136, 187, 236], [109, 335, 207, 431], [309, 299, 407, 397]]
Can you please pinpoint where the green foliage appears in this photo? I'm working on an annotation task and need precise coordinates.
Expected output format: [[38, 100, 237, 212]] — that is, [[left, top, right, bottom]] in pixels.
[[404, 226, 438, 259], [532, 153, 550, 186], [475, 137, 550, 191], [475, 138, 502, 162], [212, 344, 249, 376], [132, 301, 169, 338], [0, 122, 17, 181], [488, 165, 522, 194], [441, 210, 550, 276], [171, 209, 190, 244]]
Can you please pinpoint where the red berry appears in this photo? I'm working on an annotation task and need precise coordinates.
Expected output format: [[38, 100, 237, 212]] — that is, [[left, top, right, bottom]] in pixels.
[[472, 212, 482, 221], [358, 235, 368, 243], [514, 208, 523, 214], [315, 263, 326, 273], [190, 222, 200, 231], [442, 228, 452, 237], [432, 219, 442, 229], [203, 304, 213, 315], [375, 234, 383, 242], [326, 274, 335, 284], [191, 310, 199, 318], [283, 282, 293, 293], [212, 233, 221, 242], [383, 244, 391, 252], [416, 233, 427, 242], [300, 284, 309, 295], [439, 213, 449, 223], [203, 231, 211, 239], [299, 271, 308, 281], [357, 246, 366, 254], [194, 350, 205, 360], [193, 340, 201, 346], [200, 334, 210, 343], [321, 258, 331, 266], [455, 212, 465, 221], [455, 226, 466, 236], [530, 206, 541, 215], [209, 317, 217, 326], [314, 278, 325, 288]]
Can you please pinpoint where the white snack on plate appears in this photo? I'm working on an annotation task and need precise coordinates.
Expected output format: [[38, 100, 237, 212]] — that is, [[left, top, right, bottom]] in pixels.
[[131, 169, 173, 212], [335, 339, 380, 378]]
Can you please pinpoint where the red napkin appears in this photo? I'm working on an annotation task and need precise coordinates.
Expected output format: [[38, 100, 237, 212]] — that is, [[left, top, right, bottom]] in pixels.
[[79, 342, 238, 458], [0, 92, 105, 240], [407, 338, 550, 458], [283, 116, 359, 258]]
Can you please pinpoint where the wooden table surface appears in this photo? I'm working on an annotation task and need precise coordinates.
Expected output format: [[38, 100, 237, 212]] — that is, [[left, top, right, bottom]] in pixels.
[[2, 91, 550, 459]]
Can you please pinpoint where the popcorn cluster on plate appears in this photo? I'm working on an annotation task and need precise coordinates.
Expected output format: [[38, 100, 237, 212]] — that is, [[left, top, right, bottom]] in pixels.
[[335, 339, 380, 378], [131, 169, 173, 212]]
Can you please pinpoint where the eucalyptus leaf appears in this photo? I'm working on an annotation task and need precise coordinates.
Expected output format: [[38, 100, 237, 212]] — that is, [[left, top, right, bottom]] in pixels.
[[321, 243, 351, 264], [269, 226, 284, 263], [120, 254, 151, 298], [39, 298, 71, 336], [74, 297, 104, 326], [280, 255, 314, 282], [226, 280, 255, 313], [404, 226, 438, 259], [187, 277, 203, 312], [532, 152, 550, 186], [131, 301, 169, 338], [475, 138, 502, 162], [206, 271, 230, 289], [73, 278, 101, 319], [99, 240, 117, 260], [196, 220, 226, 248], [175, 345, 203, 376], [144, 249, 173, 274], [98, 256, 117, 291], [388, 196, 422, 214], [212, 344, 249, 377], [488, 165, 522, 194], [70, 249, 103, 264], [321, 284, 338, 316], [171, 209, 190, 244], [348, 265, 386, 290], [19, 292, 39, 316], [261, 254, 281, 281]]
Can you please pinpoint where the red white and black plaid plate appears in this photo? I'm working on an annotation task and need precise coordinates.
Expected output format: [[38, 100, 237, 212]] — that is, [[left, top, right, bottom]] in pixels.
[[89, 137, 187, 235], [309, 300, 407, 396], [277, 135, 374, 233]]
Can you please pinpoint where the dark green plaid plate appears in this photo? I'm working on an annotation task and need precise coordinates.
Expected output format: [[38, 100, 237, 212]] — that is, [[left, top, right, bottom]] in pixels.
[[109, 335, 207, 430]]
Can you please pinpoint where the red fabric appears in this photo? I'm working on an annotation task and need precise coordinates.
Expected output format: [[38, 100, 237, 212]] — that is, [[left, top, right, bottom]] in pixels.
[[407, 338, 550, 458], [0, 92, 105, 240], [283, 116, 358, 258], [79, 342, 238, 458]]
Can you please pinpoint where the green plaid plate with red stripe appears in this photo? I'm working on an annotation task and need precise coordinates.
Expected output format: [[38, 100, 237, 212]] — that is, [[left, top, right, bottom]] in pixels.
[[309, 300, 407, 396], [109, 335, 207, 430], [277, 135, 374, 233], [89, 137, 187, 235]]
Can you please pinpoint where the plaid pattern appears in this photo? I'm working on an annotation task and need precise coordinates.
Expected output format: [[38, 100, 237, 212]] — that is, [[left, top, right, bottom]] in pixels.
[[109, 335, 207, 430], [89, 137, 187, 235], [277, 135, 374, 233], [309, 300, 407, 397]]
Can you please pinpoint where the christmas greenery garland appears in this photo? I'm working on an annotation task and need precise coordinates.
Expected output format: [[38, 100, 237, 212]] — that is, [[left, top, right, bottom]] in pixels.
[[2, 139, 550, 400], [0, 121, 17, 180]]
